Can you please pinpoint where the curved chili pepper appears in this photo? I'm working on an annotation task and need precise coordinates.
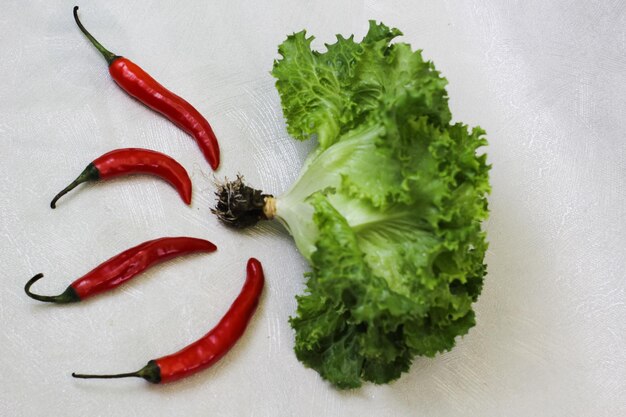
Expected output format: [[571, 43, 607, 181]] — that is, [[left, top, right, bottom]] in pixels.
[[73, 6, 220, 170], [72, 258, 264, 383], [50, 148, 192, 208], [24, 237, 217, 304]]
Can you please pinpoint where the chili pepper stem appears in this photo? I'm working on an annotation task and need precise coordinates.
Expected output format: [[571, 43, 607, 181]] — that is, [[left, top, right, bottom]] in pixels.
[[73, 6, 120, 65], [72, 360, 161, 383], [24, 274, 80, 304], [72, 371, 139, 379], [50, 163, 100, 209]]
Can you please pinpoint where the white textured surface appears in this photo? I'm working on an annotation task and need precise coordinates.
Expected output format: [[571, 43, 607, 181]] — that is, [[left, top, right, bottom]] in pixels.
[[1, 1, 624, 416]]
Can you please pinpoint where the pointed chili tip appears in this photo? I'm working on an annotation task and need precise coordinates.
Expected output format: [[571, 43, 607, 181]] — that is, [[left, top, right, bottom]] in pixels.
[[183, 191, 192, 205], [246, 258, 264, 278], [201, 239, 218, 252]]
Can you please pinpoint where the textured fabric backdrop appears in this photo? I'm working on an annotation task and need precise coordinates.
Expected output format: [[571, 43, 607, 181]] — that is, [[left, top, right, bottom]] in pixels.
[[1, 1, 624, 416]]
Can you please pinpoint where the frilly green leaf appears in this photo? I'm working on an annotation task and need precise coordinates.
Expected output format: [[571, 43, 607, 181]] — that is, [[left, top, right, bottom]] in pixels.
[[273, 21, 490, 388]]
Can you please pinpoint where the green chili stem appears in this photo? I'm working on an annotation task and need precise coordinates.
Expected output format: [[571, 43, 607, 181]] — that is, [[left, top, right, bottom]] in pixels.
[[72, 371, 141, 379], [72, 361, 161, 383], [24, 274, 80, 304], [73, 6, 120, 65], [50, 163, 100, 209]]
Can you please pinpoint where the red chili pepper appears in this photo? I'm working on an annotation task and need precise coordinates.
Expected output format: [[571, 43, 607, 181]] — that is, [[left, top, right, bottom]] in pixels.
[[73, 6, 220, 170], [71, 258, 264, 383], [50, 148, 192, 209], [24, 237, 217, 304]]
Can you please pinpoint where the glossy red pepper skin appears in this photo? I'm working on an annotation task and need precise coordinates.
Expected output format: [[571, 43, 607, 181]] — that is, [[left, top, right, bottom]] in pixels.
[[108, 59, 220, 170], [72, 258, 265, 384], [24, 237, 217, 304], [156, 258, 265, 383], [73, 7, 220, 170], [50, 148, 192, 208]]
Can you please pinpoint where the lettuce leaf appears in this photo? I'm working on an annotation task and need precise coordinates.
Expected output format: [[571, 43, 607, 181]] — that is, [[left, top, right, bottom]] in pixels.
[[215, 21, 490, 389], [269, 21, 490, 388]]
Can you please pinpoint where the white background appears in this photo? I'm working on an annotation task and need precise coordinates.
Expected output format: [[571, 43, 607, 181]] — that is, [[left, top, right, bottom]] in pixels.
[[1, 1, 624, 416]]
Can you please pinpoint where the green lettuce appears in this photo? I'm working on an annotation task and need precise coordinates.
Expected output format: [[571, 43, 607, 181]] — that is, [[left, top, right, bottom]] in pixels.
[[272, 21, 490, 388], [215, 21, 490, 388]]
